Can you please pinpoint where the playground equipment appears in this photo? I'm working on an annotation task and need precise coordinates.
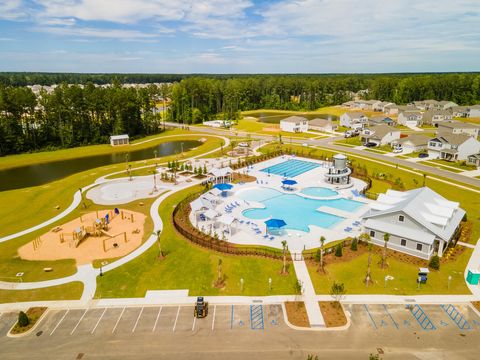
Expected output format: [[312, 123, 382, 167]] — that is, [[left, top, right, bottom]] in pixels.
[[121, 210, 135, 223], [194, 297, 209, 318], [101, 230, 128, 252], [32, 237, 42, 251]]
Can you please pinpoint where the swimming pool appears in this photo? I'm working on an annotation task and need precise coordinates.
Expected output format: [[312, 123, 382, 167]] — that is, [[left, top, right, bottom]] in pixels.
[[260, 159, 320, 178], [301, 187, 338, 198], [238, 188, 363, 232]]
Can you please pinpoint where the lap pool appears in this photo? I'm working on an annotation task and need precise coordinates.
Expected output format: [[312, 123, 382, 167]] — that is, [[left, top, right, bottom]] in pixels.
[[238, 188, 363, 232], [260, 159, 320, 178]]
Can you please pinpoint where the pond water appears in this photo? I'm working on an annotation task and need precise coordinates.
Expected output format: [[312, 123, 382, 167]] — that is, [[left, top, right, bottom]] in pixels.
[[245, 111, 338, 124], [0, 140, 202, 191]]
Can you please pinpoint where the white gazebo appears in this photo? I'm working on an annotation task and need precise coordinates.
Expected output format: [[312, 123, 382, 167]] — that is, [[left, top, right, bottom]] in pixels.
[[110, 134, 129, 146], [208, 167, 234, 184]]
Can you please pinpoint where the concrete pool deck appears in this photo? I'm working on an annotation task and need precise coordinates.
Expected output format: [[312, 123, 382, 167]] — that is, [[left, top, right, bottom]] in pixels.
[[190, 155, 373, 252]]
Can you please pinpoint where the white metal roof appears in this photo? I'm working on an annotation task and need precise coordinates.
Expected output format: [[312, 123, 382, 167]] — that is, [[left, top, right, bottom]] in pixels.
[[110, 134, 129, 140], [364, 219, 436, 245], [203, 209, 218, 219], [216, 214, 236, 226]]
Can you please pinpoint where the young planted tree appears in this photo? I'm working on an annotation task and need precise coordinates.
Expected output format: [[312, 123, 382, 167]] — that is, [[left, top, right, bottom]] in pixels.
[[318, 236, 326, 273], [215, 258, 224, 287], [153, 230, 164, 259], [381, 233, 390, 269], [330, 281, 346, 306], [18, 311, 29, 327], [360, 233, 373, 286], [281, 240, 288, 275], [335, 243, 343, 257]]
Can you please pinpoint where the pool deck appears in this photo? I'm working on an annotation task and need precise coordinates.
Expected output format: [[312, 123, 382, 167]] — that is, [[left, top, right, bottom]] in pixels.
[[190, 155, 374, 252]]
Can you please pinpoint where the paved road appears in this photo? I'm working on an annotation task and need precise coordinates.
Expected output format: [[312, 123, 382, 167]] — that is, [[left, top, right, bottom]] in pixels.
[[167, 122, 480, 189], [1, 303, 480, 359]]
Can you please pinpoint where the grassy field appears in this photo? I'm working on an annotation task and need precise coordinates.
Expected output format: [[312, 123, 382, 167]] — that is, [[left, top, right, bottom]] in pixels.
[[95, 186, 298, 298], [454, 117, 480, 125], [335, 137, 362, 146], [307, 246, 471, 295], [0, 133, 220, 237], [419, 161, 464, 173], [428, 159, 476, 171], [0, 282, 84, 304]]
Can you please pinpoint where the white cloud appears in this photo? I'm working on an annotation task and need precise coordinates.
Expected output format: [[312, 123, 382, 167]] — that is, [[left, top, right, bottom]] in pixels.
[[0, 0, 25, 20], [36, 25, 157, 40]]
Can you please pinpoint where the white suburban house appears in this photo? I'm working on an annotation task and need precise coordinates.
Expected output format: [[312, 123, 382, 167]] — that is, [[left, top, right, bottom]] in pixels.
[[339, 112, 368, 129], [308, 118, 338, 133], [109, 134, 129, 146], [373, 101, 395, 112], [368, 115, 395, 126], [422, 110, 453, 126], [391, 134, 431, 153], [279, 116, 309, 133], [360, 124, 401, 146], [451, 106, 469, 118], [397, 111, 423, 127], [438, 101, 459, 110], [437, 121, 480, 138], [384, 104, 415, 115], [427, 133, 480, 161], [467, 154, 480, 167], [362, 187, 465, 260]]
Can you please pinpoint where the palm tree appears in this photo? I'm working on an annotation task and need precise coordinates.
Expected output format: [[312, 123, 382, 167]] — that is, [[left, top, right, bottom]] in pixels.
[[360, 233, 373, 286], [382, 233, 390, 269], [318, 236, 326, 273], [217, 258, 223, 286], [281, 240, 288, 275], [154, 230, 163, 259]]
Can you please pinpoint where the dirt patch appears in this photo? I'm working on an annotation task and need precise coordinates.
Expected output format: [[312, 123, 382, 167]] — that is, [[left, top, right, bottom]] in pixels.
[[472, 302, 480, 312], [319, 301, 347, 327], [231, 172, 256, 183], [285, 301, 310, 327], [10, 307, 47, 335], [263, 127, 280, 133], [18, 209, 146, 265]]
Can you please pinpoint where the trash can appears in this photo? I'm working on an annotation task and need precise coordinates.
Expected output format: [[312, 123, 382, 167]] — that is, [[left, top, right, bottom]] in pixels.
[[466, 270, 480, 285], [418, 267, 430, 284]]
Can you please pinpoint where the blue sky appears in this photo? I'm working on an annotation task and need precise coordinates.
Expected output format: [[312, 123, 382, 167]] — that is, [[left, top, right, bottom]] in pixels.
[[0, 0, 479, 73]]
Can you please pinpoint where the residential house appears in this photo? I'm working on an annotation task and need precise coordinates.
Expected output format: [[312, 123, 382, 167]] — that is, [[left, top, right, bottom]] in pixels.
[[339, 112, 368, 129], [468, 105, 480, 118], [427, 133, 480, 161], [362, 187, 465, 260], [308, 118, 338, 133], [341, 101, 356, 108], [279, 116, 309, 133], [422, 110, 453, 126], [397, 111, 423, 127], [373, 101, 394, 112], [467, 154, 480, 167], [451, 106, 469, 118], [360, 124, 401, 146], [437, 121, 480, 138], [368, 115, 395, 126], [391, 134, 431, 153], [438, 101, 458, 110], [384, 104, 415, 115]]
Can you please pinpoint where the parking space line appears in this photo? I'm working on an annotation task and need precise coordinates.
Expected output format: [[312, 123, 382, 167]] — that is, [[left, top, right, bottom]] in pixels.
[[132, 307, 144, 333], [383, 305, 399, 330], [192, 314, 196, 331], [230, 305, 234, 329], [211, 305, 216, 331], [50, 310, 69, 336], [172, 306, 180, 332], [70, 308, 88, 335], [152, 306, 162, 332], [91, 308, 108, 334], [363, 305, 377, 329], [112, 306, 126, 334]]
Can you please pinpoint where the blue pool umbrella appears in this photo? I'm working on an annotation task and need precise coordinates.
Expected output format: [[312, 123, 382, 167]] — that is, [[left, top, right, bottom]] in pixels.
[[213, 183, 233, 191], [265, 218, 287, 229], [282, 179, 297, 186]]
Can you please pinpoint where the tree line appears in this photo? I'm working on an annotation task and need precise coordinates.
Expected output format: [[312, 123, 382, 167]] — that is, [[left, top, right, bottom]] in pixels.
[[1, 72, 480, 156]]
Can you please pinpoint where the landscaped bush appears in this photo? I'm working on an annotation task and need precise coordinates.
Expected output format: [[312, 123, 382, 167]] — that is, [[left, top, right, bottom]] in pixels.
[[335, 243, 343, 257], [350, 238, 358, 251], [18, 311, 29, 327], [429, 255, 440, 270]]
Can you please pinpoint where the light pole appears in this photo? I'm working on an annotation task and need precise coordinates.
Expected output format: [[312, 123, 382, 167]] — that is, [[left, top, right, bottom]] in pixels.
[[240, 278, 244, 292], [268, 277, 272, 291], [448, 275, 452, 290]]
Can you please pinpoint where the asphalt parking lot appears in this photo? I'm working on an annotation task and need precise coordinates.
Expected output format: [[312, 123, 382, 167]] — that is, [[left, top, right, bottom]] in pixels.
[[0, 304, 284, 339]]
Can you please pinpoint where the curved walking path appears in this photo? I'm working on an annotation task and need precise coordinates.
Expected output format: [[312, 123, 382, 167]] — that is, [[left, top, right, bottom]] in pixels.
[[0, 133, 229, 243]]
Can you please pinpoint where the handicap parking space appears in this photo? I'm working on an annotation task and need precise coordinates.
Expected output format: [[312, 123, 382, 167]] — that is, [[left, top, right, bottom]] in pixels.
[[349, 303, 480, 333], [0, 312, 17, 336], [264, 304, 282, 328], [230, 305, 250, 330]]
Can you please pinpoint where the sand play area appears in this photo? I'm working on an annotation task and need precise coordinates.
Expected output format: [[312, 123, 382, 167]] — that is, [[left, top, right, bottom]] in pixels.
[[18, 209, 146, 265]]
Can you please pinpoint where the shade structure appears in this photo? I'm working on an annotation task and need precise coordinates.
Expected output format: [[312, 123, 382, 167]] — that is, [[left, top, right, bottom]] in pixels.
[[213, 183, 233, 191], [281, 179, 297, 186], [264, 218, 287, 229]]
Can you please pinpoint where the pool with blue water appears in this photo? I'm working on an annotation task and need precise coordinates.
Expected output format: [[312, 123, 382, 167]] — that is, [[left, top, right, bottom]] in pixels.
[[238, 188, 363, 232], [300, 187, 338, 198], [260, 159, 320, 178]]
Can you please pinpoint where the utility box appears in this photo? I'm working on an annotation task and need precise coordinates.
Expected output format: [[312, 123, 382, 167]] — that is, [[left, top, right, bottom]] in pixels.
[[466, 270, 480, 285]]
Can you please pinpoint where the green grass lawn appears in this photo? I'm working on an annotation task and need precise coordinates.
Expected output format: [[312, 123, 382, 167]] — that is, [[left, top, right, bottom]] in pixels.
[[307, 246, 471, 295], [95, 186, 297, 298], [419, 161, 464, 173], [428, 159, 477, 171], [0, 282, 83, 304], [335, 137, 362, 146]]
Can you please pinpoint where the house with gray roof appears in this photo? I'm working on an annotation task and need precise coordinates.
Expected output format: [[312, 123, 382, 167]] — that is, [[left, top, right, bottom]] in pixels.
[[391, 134, 431, 153], [422, 110, 453, 126], [373, 101, 395, 112], [452, 106, 469, 118], [427, 133, 480, 161], [360, 124, 400, 146], [339, 112, 368, 129], [368, 115, 395, 126], [468, 105, 480, 118], [279, 116, 308, 133], [362, 187, 465, 259], [437, 121, 480, 138], [397, 111, 423, 127], [308, 118, 338, 133]]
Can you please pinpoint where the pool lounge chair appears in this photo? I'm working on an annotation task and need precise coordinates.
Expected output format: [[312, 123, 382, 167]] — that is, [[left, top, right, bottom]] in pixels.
[[269, 236, 274, 240]]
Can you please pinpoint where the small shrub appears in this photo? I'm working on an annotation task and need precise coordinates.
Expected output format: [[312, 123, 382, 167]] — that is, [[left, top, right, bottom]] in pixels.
[[18, 311, 29, 327], [314, 248, 321, 262], [335, 243, 343, 257], [429, 255, 440, 270], [350, 238, 358, 251]]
